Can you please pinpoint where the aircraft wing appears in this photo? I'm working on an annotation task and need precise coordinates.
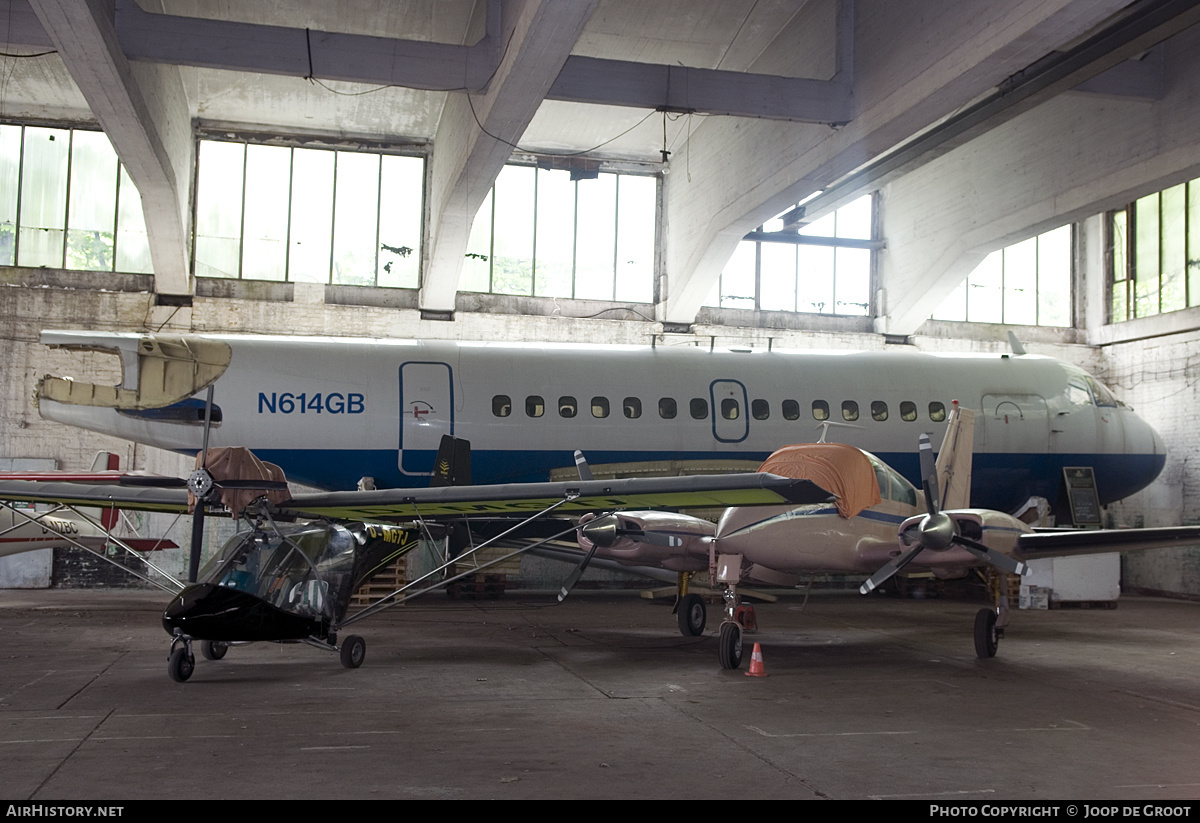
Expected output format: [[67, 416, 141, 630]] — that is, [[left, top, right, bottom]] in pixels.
[[0, 479, 191, 513], [0, 472, 831, 521], [281, 473, 831, 520], [1015, 525, 1200, 559]]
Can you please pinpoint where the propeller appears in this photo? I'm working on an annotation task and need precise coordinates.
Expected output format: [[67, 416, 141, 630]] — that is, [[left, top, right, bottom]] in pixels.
[[859, 432, 1027, 595], [119, 387, 284, 582], [556, 452, 682, 602]]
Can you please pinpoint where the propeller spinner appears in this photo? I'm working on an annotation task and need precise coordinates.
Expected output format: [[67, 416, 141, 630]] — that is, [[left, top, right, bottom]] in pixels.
[[859, 432, 1027, 595], [556, 452, 682, 602]]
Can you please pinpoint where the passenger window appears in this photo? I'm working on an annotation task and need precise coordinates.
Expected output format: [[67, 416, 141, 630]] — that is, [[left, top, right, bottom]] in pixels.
[[591, 397, 610, 418], [624, 397, 641, 419], [659, 398, 677, 419], [526, 396, 544, 418], [812, 400, 829, 421], [752, 399, 769, 420], [492, 395, 511, 417], [871, 401, 888, 422], [900, 401, 917, 422], [929, 401, 946, 422], [720, 398, 740, 420], [558, 396, 577, 418], [842, 400, 859, 422], [782, 399, 800, 420], [690, 398, 708, 419]]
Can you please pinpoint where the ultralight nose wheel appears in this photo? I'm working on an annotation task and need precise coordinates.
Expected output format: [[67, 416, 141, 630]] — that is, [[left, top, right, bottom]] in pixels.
[[168, 647, 195, 682]]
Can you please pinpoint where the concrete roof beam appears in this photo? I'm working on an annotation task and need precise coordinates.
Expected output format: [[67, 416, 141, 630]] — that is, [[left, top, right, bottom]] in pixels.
[[28, 0, 193, 297]]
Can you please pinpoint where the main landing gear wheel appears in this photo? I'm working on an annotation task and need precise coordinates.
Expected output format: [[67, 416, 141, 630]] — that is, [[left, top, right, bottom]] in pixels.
[[200, 640, 229, 661], [340, 635, 366, 669], [677, 593, 707, 637], [718, 622, 743, 670], [168, 647, 195, 682], [974, 608, 999, 658]]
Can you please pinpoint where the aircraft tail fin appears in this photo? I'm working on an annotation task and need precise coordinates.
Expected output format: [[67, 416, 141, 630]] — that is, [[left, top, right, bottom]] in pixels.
[[934, 401, 974, 510], [89, 452, 121, 529], [430, 435, 472, 487], [90, 451, 119, 472]]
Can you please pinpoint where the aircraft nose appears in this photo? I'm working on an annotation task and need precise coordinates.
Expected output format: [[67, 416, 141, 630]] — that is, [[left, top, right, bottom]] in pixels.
[[1151, 421, 1166, 456]]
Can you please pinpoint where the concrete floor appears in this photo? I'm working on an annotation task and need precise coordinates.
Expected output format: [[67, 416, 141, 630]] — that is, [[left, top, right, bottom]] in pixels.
[[2, 587, 1199, 800]]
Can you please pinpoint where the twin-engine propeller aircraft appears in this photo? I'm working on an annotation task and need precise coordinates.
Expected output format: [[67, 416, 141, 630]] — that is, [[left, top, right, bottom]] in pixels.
[[0, 443, 828, 682], [568, 403, 1200, 669], [32, 331, 1165, 515]]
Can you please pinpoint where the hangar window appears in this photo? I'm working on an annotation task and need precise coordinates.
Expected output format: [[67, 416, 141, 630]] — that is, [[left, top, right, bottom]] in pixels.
[[929, 402, 946, 422], [492, 395, 511, 417], [841, 401, 859, 421], [525, 396, 545, 417], [460, 164, 658, 303], [558, 396, 577, 418], [751, 399, 770, 420], [192, 138, 424, 287], [931, 226, 1072, 326], [871, 401, 888, 421], [1109, 177, 1200, 321], [812, 400, 830, 421], [591, 397, 610, 418], [623, 397, 642, 418], [782, 399, 800, 420], [900, 401, 917, 422], [690, 398, 708, 419], [0, 125, 151, 273], [705, 194, 875, 316], [658, 398, 677, 419]]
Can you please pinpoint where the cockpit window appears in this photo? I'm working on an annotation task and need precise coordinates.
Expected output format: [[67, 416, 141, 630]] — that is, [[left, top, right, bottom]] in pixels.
[[1064, 365, 1121, 407], [201, 523, 356, 621], [866, 455, 919, 505], [1088, 376, 1119, 407]]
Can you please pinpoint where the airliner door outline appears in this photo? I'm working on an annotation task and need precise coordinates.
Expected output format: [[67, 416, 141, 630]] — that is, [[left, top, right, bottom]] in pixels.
[[399, 362, 454, 476], [710, 379, 749, 443]]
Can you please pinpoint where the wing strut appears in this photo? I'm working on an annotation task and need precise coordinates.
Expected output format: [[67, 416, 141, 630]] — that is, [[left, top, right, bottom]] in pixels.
[[0, 497, 184, 594], [338, 493, 582, 628]]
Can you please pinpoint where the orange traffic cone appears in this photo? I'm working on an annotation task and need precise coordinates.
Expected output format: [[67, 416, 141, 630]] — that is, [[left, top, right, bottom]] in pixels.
[[745, 642, 768, 677]]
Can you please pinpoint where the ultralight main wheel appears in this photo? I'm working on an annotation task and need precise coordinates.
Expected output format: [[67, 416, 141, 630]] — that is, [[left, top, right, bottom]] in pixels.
[[340, 635, 366, 669], [200, 640, 228, 661]]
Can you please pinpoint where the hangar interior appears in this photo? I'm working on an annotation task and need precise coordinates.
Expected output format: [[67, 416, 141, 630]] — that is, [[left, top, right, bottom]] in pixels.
[[1, 0, 1200, 596]]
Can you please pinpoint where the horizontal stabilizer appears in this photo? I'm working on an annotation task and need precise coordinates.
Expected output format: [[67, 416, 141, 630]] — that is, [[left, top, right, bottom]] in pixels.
[[38, 334, 231, 411]]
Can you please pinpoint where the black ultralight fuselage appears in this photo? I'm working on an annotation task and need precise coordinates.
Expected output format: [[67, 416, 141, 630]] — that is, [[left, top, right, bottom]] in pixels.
[[162, 520, 418, 642]]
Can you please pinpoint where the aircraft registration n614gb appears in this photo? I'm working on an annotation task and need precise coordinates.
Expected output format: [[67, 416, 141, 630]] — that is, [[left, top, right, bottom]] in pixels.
[[33, 331, 1165, 512]]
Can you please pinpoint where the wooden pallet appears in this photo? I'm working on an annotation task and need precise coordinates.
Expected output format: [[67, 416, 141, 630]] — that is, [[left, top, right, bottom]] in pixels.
[[446, 546, 521, 598], [350, 556, 408, 607]]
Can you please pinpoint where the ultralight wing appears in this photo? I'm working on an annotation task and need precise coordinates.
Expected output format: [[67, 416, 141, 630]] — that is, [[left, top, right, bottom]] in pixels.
[[0, 479, 191, 513], [282, 473, 832, 520]]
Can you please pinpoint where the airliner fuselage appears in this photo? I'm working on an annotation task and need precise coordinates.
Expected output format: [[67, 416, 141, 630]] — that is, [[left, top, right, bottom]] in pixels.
[[35, 332, 1165, 512]]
